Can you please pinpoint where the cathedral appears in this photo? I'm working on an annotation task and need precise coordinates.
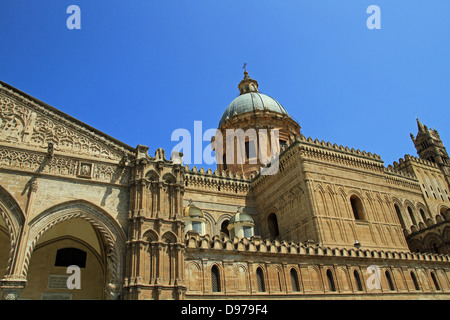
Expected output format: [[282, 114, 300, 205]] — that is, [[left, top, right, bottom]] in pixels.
[[0, 70, 449, 300]]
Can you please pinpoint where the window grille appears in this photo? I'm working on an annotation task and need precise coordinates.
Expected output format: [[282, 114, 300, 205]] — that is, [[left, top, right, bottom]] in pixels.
[[256, 268, 265, 292], [211, 266, 221, 292]]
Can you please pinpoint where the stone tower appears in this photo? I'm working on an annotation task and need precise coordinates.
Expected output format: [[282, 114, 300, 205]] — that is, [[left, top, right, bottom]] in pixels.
[[411, 118, 450, 184], [124, 145, 186, 300]]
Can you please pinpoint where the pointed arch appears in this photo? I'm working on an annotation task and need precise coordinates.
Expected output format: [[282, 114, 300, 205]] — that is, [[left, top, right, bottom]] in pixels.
[[326, 269, 336, 292], [24, 200, 126, 292], [256, 267, 265, 292], [290, 268, 300, 292], [145, 169, 159, 182], [143, 229, 159, 242], [162, 230, 178, 243], [162, 172, 177, 184], [0, 185, 26, 275], [211, 264, 221, 293]]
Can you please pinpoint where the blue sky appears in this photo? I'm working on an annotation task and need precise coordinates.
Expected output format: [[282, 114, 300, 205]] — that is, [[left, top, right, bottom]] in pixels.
[[0, 0, 449, 168]]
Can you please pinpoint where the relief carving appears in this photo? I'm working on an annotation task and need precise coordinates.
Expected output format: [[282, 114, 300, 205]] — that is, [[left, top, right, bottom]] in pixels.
[[0, 147, 129, 185], [0, 95, 124, 161]]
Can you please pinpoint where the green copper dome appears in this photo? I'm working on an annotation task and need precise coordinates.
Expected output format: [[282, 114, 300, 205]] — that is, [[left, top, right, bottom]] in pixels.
[[218, 70, 290, 127], [219, 92, 289, 127]]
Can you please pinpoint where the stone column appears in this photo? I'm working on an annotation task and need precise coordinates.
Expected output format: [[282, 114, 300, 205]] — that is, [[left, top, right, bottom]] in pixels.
[[1, 279, 26, 300]]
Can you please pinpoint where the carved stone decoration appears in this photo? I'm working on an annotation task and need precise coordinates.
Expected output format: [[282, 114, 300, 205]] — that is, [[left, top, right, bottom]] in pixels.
[[0, 94, 129, 161], [0, 147, 130, 185], [77, 162, 93, 178], [22, 202, 127, 293]]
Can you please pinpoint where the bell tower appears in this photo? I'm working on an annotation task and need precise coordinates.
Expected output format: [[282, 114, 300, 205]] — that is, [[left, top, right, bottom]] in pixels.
[[411, 118, 450, 166], [411, 118, 450, 185]]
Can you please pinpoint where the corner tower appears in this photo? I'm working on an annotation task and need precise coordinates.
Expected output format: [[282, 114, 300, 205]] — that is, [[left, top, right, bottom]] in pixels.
[[411, 118, 450, 166], [213, 69, 301, 176]]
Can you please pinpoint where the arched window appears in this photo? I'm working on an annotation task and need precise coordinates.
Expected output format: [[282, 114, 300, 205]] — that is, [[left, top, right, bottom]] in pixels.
[[385, 270, 395, 291], [410, 271, 420, 291], [211, 265, 221, 292], [256, 267, 265, 292], [350, 195, 364, 220], [419, 209, 427, 223], [267, 213, 280, 240], [55, 247, 87, 268], [407, 207, 417, 226], [354, 270, 363, 291], [430, 272, 440, 291], [220, 220, 229, 237], [326, 269, 336, 292], [394, 204, 406, 228], [290, 269, 300, 292]]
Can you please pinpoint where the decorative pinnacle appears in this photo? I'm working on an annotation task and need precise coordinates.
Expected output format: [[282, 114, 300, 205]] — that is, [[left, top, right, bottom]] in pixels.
[[416, 117, 425, 133], [238, 63, 259, 95]]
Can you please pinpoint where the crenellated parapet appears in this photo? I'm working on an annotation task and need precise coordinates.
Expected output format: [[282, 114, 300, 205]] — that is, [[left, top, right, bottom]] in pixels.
[[253, 134, 386, 188], [184, 164, 252, 194], [384, 164, 421, 191], [185, 232, 450, 263], [393, 154, 440, 170]]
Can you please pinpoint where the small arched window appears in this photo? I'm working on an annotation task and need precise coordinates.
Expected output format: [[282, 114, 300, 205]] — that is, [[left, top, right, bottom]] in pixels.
[[350, 195, 364, 220], [211, 265, 221, 292], [354, 270, 363, 291], [410, 271, 420, 291], [430, 272, 440, 291], [220, 220, 229, 237], [267, 213, 280, 240], [419, 209, 427, 222], [394, 204, 406, 228], [385, 270, 395, 291], [256, 267, 265, 292], [326, 269, 336, 292], [407, 207, 417, 226], [290, 269, 300, 292]]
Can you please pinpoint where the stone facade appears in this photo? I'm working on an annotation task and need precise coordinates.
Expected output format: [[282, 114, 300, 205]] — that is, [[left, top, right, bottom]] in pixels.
[[0, 75, 449, 300]]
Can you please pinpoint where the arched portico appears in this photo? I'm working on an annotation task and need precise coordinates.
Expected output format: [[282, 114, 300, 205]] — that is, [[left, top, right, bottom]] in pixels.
[[18, 201, 127, 300]]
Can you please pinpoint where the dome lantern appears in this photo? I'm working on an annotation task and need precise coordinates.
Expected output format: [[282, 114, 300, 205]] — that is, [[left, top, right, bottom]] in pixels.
[[238, 69, 259, 95]]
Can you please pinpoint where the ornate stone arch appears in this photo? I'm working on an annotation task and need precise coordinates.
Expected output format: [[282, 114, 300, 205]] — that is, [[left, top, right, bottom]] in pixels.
[[143, 229, 159, 242], [408, 239, 425, 253], [162, 172, 177, 184], [0, 185, 25, 275], [161, 230, 178, 243], [23, 200, 126, 298], [423, 232, 444, 254], [202, 211, 216, 236], [145, 169, 159, 182], [217, 213, 232, 237]]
